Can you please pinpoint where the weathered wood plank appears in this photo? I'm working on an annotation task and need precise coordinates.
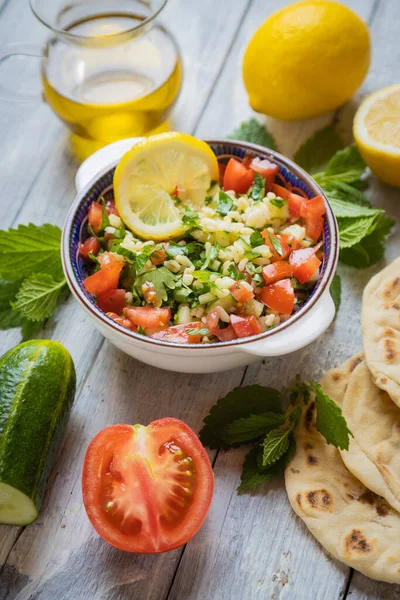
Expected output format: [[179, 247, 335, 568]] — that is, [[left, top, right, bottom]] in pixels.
[[169, 1, 400, 599]]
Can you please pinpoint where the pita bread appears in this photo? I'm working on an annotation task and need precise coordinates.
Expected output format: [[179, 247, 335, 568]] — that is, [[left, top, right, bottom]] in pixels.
[[285, 388, 400, 582], [362, 257, 400, 406], [342, 360, 400, 510], [321, 355, 400, 513]]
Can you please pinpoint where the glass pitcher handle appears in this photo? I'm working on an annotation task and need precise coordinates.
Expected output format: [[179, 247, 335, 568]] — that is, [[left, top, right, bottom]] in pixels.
[[0, 42, 44, 103]]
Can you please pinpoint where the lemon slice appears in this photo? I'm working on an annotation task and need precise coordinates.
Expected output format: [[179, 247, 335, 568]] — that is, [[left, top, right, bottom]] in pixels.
[[113, 132, 219, 240], [354, 84, 400, 187]]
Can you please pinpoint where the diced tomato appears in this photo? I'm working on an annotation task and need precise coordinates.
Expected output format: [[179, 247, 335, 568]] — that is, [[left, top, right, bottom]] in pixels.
[[229, 281, 254, 303], [259, 279, 295, 314], [88, 202, 103, 233], [279, 233, 301, 251], [289, 247, 321, 284], [123, 306, 171, 331], [305, 215, 324, 241], [82, 418, 214, 553], [84, 262, 123, 295], [151, 322, 204, 344], [97, 289, 126, 315], [261, 230, 290, 262], [262, 261, 293, 285], [210, 324, 238, 342], [223, 158, 254, 194], [300, 195, 326, 219], [172, 184, 179, 197], [206, 309, 220, 331], [105, 199, 119, 216], [151, 243, 168, 266], [250, 157, 279, 190], [271, 184, 306, 218], [271, 183, 290, 200], [98, 252, 121, 267], [218, 162, 227, 185], [230, 314, 263, 338], [106, 312, 136, 331], [80, 237, 100, 261]]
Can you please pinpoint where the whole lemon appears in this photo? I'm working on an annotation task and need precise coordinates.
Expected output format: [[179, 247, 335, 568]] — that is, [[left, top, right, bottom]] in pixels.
[[243, 0, 370, 120]]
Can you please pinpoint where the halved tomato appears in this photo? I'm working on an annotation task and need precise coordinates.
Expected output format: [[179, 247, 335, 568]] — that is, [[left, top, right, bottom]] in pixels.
[[261, 230, 290, 262], [259, 279, 295, 314], [82, 419, 214, 553], [229, 281, 254, 303], [88, 202, 103, 233], [262, 261, 293, 285], [152, 322, 204, 344], [123, 306, 171, 330], [289, 247, 321, 284], [80, 237, 100, 261], [97, 289, 126, 315], [230, 314, 263, 338], [223, 158, 254, 194]]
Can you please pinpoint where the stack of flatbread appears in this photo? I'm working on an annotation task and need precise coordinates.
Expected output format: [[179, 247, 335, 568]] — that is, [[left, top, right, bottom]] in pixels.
[[285, 257, 400, 583]]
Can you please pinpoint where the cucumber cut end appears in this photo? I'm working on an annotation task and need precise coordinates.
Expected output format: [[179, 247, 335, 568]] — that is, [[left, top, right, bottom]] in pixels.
[[0, 482, 38, 525]]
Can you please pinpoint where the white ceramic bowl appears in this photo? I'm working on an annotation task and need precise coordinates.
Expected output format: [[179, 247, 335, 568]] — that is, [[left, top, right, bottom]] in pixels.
[[62, 138, 338, 373]]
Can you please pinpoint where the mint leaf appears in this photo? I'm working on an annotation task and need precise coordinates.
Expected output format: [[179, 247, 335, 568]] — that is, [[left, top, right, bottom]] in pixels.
[[221, 412, 285, 445], [0, 224, 63, 281], [323, 180, 371, 207], [262, 428, 290, 467], [250, 230, 264, 248], [339, 215, 395, 268], [270, 198, 285, 208], [12, 274, 66, 322], [250, 172, 266, 202], [135, 266, 176, 307], [294, 125, 344, 174], [216, 191, 233, 216], [267, 231, 283, 256], [239, 435, 296, 491], [199, 385, 282, 449], [337, 214, 378, 249], [330, 273, 341, 313], [230, 119, 276, 150], [310, 382, 352, 450], [201, 242, 219, 271], [327, 196, 380, 219], [315, 146, 366, 185], [182, 207, 201, 229], [0, 279, 25, 329], [165, 242, 187, 258]]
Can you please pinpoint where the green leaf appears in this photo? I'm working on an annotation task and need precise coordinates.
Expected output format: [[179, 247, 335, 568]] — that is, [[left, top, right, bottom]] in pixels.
[[262, 428, 290, 467], [182, 207, 201, 229], [0, 279, 25, 329], [20, 318, 45, 341], [330, 273, 341, 314], [250, 172, 265, 202], [165, 242, 187, 258], [269, 198, 285, 209], [99, 201, 110, 232], [12, 273, 66, 322], [238, 434, 296, 491], [250, 230, 264, 248], [230, 118, 276, 150], [267, 231, 283, 256], [327, 196, 380, 219], [0, 223, 63, 281], [221, 412, 285, 445], [310, 382, 352, 450], [201, 242, 219, 271], [323, 180, 371, 207], [315, 145, 366, 185], [173, 281, 192, 303], [135, 266, 176, 307], [187, 327, 209, 336], [339, 215, 395, 268], [294, 125, 344, 175], [216, 191, 233, 216], [337, 214, 378, 249], [199, 385, 282, 449]]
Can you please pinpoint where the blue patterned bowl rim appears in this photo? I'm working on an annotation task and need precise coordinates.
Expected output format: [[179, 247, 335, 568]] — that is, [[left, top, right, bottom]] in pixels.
[[62, 139, 339, 349]]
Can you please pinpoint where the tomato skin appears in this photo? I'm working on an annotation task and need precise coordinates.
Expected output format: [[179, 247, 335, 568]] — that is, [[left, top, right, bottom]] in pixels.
[[210, 324, 238, 341], [259, 279, 295, 314], [250, 157, 279, 190], [305, 215, 324, 241], [261, 230, 290, 262], [223, 158, 254, 194], [84, 262, 123, 295], [97, 289, 126, 314], [151, 322, 203, 344], [106, 199, 119, 216], [106, 311, 136, 330], [82, 419, 214, 554], [88, 202, 103, 233], [271, 184, 306, 218], [80, 237, 100, 261], [206, 309, 220, 331], [123, 306, 171, 330], [300, 195, 325, 219], [289, 247, 322, 284], [262, 261, 293, 285], [230, 314, 263, 338], [229, 281, 254, 303], [218, 162, 226, 185], [151, 243, 168, 266]]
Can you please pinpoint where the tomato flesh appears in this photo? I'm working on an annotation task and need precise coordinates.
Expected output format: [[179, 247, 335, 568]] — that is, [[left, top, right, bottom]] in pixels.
[[82, 419, 214, 553], [106, 312, 136, 331], [123, 306, 171, 331], [84, 261, 123, 295], [259, 279, 295, 314], [210, 324, 238, 341], [229, 281, 254, 303], [262, 261, 293, 285], [97, 289, 126, 315], [151, 322, 203, 344], [80, 237, 100, 261], [261, 230, 290, 262], [250, 157, 279, 190], [230, 314, 263, 338], [223, 158, 254, 194], [151, 243, 168, 266], [289, 247, 322, 284], [88, 202, 103, 233]]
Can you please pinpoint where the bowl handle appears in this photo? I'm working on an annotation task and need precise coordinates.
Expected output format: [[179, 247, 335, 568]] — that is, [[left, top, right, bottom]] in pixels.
[[241, 289, 335, 357]]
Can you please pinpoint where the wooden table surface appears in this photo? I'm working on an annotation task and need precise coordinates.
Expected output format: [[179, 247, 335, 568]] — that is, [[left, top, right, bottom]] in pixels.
[[0, 0, 399, 598]]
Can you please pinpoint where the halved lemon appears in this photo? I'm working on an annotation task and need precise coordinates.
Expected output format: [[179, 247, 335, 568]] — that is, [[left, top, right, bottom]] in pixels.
[[113, 132, 219, 240], [354, 84, 400, 187]]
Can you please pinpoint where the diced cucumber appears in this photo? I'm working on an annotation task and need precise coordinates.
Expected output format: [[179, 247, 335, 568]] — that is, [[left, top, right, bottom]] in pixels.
[[268, 199, 290, 221], [175, 305, 192, 324], [243, 299, 264, 318], [209, 294, 236, 312], [214, 231, 231, 247]]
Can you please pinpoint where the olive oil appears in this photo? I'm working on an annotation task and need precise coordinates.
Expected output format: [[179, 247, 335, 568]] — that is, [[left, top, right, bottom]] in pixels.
[[41, 14, 182, 159]]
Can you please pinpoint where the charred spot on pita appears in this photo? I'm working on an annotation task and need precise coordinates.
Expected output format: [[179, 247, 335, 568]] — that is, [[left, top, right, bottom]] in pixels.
[[306, 489, 332, 510], [305, 402, 315, 430], [350, 356, 363, 372], [384, 338, 397, 363], [345, 529, 372, 554]]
